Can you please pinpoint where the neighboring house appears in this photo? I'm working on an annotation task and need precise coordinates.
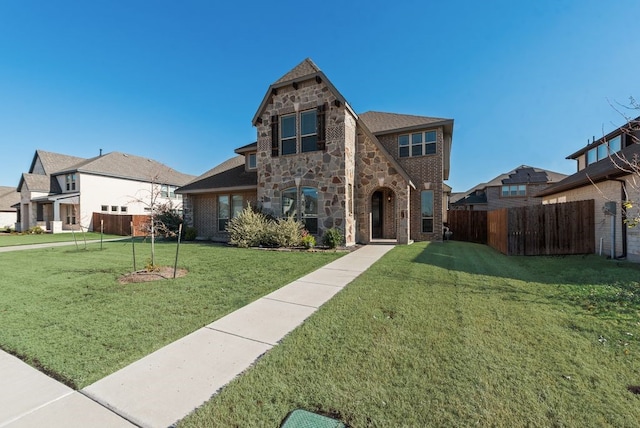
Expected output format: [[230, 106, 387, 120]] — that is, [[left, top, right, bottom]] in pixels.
[[178, 58, 454, 245], [17, 150, 194, 233], [451, 165, 567, 211], [538, 117, 640, 261], [0, 186, 20, 230]]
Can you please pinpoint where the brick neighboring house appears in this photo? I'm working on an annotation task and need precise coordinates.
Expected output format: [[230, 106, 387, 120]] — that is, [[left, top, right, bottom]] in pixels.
[[451, 165, 567, 211], [538, 117, 640, 261], [17, 150, 194, 233], [178, 58, 454, 245]]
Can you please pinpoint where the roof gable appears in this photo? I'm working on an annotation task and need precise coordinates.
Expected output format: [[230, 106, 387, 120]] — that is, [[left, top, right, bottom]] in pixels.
[[0, 186, 20, 211], [30, 150, 87, 175], [274, 58, 321, 84], [177, 156, 257, 193]]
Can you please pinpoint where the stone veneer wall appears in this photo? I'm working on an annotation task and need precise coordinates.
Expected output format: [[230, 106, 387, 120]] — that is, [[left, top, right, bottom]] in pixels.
[[355, 131, 410, 244], [255, 78, 356, 244], [376, 128, 445, 241], [184, 191, 257, 241]]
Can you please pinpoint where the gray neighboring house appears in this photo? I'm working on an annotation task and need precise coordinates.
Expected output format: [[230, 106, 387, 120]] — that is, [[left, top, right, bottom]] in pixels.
[[0, 186, 20, 230], [451, 165, 567, 211], [17, 149, 194, 233]]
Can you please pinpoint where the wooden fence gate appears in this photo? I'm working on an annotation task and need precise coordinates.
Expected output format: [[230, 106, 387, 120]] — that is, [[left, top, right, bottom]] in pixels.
[[447, 210, 488, 244], [487, 200, 595, 256]]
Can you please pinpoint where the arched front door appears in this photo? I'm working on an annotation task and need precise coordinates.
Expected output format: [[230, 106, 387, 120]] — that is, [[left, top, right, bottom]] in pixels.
[[371, 190, 384, 239]]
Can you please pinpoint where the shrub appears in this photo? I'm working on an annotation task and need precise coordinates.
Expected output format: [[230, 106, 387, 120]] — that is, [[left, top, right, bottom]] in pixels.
[[271, 217, 304, 248], [183, 227, 197, 241], [322, 227, 343, 249], [301, 234, 316, 249], [28, 226, 45, 235], [226, 206, 270, 248]]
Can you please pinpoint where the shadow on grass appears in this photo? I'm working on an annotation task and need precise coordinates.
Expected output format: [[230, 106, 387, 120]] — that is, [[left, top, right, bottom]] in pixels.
[[413, 240, 640, 286]]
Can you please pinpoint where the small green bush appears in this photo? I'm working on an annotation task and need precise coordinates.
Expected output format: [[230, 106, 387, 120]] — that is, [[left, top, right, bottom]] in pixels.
[[184, 227, 197, 241], [28, 226, 45, 235], [301, 234, 316, 249], [322, 227, 343, 249], [226, 206, 270, 248]]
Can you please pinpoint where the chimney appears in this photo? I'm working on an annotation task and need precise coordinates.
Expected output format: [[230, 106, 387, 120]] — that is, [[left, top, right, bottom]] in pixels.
[[99, 148, 103, 156]]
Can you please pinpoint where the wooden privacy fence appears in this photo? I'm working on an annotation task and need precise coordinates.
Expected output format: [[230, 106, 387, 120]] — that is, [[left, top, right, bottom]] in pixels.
[[92, 213, 150, 237], [447, 210, 488, 244], [487, 200, 595, 256]]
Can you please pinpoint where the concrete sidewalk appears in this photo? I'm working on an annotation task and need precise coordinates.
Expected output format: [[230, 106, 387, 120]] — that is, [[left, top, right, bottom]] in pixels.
[[0, 238, 126, 253], [1, 244, 394, 428]]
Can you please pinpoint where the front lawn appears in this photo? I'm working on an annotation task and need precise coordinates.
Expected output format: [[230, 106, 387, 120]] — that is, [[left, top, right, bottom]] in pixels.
[[0, 240, 343, 388], [179, 241, 640, 427], [0, 231, 123, 247]]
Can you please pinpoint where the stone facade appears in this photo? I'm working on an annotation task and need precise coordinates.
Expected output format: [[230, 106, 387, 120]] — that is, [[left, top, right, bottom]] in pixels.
[[255, 79, 357, 245]]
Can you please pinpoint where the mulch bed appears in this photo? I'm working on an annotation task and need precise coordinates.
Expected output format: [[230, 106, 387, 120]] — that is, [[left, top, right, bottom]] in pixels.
[[119, 266, 188, 284]]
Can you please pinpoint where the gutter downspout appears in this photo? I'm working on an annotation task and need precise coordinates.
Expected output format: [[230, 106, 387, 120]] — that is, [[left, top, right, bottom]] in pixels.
[[612, 178, 627, 259]]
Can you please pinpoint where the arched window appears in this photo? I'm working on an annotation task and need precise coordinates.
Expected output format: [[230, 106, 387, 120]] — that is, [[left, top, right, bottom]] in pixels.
[[282, 187, 318, 234]]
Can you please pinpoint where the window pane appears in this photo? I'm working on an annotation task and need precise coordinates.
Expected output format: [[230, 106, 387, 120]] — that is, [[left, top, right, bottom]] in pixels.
[[282, 188, 297, 218], [301, 135, 317, 152], [399, 146, 409, 157], [412, 144, 423, 156], [304, 218, 318, 235], [301, 187, 318, 217], [421, 190, 434, 218], [218, 195, 229, 219], [232, 195, 243, 217], [301, 111, 316, 135], [422, 218, 433, 233], [510, 186, 518, 196], [424, 131, 437, 142], [425, 143, 436, 155], [597, 144, 608, 161], [518, 185, 526, 196], [587, 148, 597, 164], [282, 139, 296, 155], [502, 186, 509, 197], [248, 153, 256, 169], [609, 136, 621, 154], [398, 135, 409, 146], [281, 115, 296, 138], [411, 133, 422, 144]]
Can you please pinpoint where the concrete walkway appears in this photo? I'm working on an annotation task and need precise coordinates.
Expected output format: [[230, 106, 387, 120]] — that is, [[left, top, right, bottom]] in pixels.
[[0, 244, 394, 428]]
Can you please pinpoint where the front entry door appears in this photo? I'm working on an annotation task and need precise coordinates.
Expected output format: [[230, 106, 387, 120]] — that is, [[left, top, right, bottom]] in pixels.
[[372, 191, 383, 239]]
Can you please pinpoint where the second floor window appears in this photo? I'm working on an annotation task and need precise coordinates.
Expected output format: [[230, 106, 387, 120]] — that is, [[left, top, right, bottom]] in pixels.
[[247, 153, 257, 169], [587, 135, 622, 166], [271, 106, 326, 157], [399, 131, 437, 158], [502, 185, 526, 197], [66, 173, 76, 191]]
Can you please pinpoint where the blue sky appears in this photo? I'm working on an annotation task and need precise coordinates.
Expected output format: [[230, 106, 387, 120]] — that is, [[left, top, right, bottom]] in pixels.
[[1, 1, 638, 192]]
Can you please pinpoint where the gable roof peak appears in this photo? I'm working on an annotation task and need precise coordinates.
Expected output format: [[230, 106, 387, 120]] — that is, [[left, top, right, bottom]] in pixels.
[[274, 58, 321, 84]]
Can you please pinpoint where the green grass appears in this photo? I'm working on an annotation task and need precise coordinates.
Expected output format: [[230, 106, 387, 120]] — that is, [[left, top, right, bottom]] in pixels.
[[0, 231, 123, 247], [0, 240, 343, 388], [179, 241, 640, 427]]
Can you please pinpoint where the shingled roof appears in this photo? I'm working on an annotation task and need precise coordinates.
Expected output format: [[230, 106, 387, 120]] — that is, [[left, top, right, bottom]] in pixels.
[[537, 143, 640, 197], [32, 150, 86, 175], [58, 152, 194, 185], [274, 58, 321, 84], [19, 173, 62, 193], [0, 186, 20, 212], [359, 111, 453, 135], [176, 156, 257, 194]]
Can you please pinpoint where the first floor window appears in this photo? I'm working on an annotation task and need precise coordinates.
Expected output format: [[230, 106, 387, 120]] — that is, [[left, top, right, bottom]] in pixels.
[[101, 205, 108, 212], [120, 206, 128, 213], [111, 206, 118, 212], [218, 194, 244, 231], [218, 195, 229, 231], [282, 187, 318, 234], [65, 205, 76, 225], [421, 190, 434, 233]]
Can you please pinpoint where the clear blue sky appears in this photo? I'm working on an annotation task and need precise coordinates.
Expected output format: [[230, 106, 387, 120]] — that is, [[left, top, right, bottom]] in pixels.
[[1, 1, 638, 192]]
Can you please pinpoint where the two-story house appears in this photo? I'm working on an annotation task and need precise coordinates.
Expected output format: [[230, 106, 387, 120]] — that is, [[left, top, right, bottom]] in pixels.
[[0, 186, 20, 230], [178, 58, 453, 245], [17, 150, 194, 233], [451, 165, 567, 211], [538, 116, 640, 261]]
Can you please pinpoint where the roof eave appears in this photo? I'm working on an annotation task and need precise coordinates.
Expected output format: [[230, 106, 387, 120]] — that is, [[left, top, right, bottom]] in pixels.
[[176, 185, 257, 195]]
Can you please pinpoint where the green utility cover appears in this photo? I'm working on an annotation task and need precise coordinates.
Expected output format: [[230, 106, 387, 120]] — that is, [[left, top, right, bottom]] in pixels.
[[281, 409, 346, 428]]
